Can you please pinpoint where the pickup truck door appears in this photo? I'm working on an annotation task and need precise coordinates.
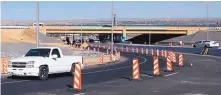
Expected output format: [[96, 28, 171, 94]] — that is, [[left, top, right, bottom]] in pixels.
[[196, 41, 203, 48], [50, 49, 62, 73]]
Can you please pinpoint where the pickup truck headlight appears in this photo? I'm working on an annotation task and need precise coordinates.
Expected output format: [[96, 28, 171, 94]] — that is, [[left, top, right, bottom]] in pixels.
[[26, 61, 35, 68], [8, 61, 12, 68]]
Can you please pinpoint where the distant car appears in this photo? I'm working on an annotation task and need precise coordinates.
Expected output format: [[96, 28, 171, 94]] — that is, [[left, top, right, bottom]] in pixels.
[[102, 25, 112, 27], [94, 40, 100, 43], [75, 40, 81, 47], [119, 41, 132, 44], [193, 40, 219, 48]]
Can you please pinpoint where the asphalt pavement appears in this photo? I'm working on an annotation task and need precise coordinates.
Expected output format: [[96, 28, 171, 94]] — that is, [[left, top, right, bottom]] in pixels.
[[1, 47, 160, 95], [1, 45, 221, 95], [77, 54, 221, 95]]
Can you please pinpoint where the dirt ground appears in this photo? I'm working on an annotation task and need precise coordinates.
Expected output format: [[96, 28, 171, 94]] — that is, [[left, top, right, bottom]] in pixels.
[[84, 54, 117, 66], [1, 29, 36, 43], [1, 29, 114, 74]]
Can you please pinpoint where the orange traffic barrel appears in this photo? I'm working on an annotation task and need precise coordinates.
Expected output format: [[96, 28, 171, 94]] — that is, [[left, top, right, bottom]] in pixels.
[[153, 56, 160, 76], [132, 58, 140, 80], [178, 53, 184, 67], [73, 62, 82, 91], [166, 55, 173, 72], [100, 54, 104, 65], [146, 48, 148, 55]]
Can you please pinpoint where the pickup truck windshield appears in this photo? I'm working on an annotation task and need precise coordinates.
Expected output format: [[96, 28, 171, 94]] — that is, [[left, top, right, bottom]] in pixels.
[[25, 49, 51, 57]]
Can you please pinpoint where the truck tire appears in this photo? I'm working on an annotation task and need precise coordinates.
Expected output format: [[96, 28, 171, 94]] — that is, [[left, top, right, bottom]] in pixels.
[[70, 63, 75, 76], [38, 66, 49, 80]]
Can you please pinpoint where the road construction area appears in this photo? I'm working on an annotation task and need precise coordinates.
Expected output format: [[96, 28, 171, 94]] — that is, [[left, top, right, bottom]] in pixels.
[[2, 45, 221, 95]]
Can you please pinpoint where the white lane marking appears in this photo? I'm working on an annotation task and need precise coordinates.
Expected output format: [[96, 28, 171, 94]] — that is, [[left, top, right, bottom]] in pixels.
[[105, 80, 118, 84], [1, 54, 147, 85], [181, 93, 208, 95], [85, 80, 119, 87], [74, 93, 85, 95], [140, 74, 153, 77], [1, 80, 31, 84], [82, 54, 147, 75], [164, 72, 179, 77]]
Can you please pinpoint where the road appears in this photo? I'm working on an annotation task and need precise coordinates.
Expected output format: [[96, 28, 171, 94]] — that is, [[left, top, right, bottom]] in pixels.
[[92, 43, 221, 57], [77, 54, 221, 95], [1, 47, 166, 95], [2, 45, 221, 95]]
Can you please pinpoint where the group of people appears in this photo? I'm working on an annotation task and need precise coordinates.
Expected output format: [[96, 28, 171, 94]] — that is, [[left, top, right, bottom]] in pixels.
[[65, 37, 83, 47]]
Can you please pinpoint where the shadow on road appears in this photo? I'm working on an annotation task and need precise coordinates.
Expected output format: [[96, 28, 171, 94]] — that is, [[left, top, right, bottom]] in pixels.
[[6, 72, 72, 80]]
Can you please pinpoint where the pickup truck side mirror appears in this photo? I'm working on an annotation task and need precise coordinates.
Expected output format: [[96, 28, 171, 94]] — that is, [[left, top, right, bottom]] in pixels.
[[51, 54, 58, 59]]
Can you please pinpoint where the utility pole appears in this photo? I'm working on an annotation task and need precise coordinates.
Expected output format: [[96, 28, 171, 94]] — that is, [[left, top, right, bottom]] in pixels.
[[111, 1, 114, 61], [81, 19, 83, 45], [149, 17, 151, 45], [114, 12, 117, 26], [36, 1, 39, 47], [206, 2, 209, 41]]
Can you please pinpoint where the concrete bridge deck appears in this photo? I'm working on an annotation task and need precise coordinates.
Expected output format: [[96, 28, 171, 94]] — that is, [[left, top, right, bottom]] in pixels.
[[30, 26, 210, 35]]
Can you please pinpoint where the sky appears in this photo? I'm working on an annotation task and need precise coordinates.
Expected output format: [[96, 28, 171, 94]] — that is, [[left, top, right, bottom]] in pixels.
[[1, 1, 221, 20]]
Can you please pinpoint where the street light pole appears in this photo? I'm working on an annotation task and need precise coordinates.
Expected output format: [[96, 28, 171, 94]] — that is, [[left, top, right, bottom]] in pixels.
[[36, 1, 39, 47], [111, 1, 114, 61]]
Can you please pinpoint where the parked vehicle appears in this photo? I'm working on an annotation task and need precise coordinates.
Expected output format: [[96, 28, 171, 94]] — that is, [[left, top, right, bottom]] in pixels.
[[75, 40, 81, 47], [7, 47, 84, 80], [193, 40, 219, 48]]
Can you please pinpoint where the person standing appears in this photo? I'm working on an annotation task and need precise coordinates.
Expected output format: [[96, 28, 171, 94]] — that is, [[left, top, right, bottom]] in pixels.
[[180, 41, 183, 46]]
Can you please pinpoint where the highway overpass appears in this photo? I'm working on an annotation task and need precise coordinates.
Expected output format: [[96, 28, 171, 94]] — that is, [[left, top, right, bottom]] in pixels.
[[28, 26, 219, 43], [33, 26, 208, 34]]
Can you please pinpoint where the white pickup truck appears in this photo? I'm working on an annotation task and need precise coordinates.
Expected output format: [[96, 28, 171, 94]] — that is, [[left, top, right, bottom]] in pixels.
[[7, 47, 84, 80], [193, 40, 219, 48]]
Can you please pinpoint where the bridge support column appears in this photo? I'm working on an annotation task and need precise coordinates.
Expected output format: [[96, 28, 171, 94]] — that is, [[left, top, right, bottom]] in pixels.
[[122, 29, 127, 41]]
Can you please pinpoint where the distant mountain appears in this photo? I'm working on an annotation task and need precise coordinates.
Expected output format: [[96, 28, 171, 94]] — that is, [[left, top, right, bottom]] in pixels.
[[1, 18, 221, 26]]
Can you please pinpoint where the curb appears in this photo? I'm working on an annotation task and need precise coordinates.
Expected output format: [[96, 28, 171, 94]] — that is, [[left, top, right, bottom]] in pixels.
[[115, 43, 193, 48], [112, 45, 221, 59]]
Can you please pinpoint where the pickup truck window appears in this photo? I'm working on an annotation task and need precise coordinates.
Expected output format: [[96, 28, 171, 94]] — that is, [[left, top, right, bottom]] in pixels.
[[25, 49, 50, 57], [195, 41, 202, 44], [51, 49, 61, 58], [203, 41, 211, 43]]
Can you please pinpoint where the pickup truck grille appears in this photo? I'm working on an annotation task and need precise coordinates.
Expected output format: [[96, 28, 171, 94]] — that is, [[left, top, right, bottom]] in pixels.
[[12, 62, 27, 68]]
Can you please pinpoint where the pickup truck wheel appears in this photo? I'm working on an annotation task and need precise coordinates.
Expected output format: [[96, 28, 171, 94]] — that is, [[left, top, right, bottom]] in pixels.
[[38, 66, 49, 80], [70, 64, 75, 76]]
